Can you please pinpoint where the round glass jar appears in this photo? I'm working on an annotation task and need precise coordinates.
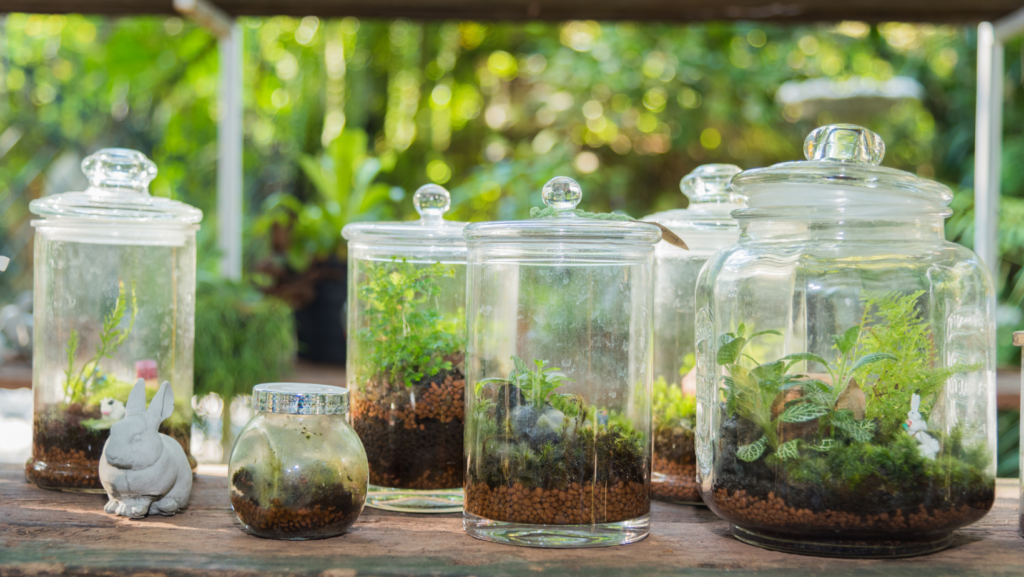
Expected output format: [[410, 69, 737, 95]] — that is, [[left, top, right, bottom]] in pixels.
[[695, 125, 996, 557], [643, 164, 743, 505], [341, 184, 467, 513], [463, 177, 660, 548], [26, 149, 201, 492], [229, 383, 368, 540]]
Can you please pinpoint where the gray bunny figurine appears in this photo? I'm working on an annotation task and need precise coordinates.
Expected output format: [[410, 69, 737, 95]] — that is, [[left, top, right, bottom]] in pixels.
[[99, 378, 192, 518]]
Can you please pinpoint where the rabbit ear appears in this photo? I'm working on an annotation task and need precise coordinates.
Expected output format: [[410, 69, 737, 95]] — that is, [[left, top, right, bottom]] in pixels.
[[911, 393, 921, 412], [145, 381, 175, 428], [125, 378, 147, 416]]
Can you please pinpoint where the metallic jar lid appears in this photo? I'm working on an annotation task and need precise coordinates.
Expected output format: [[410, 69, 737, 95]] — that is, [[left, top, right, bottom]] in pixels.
[[252, 383, 350, 415]]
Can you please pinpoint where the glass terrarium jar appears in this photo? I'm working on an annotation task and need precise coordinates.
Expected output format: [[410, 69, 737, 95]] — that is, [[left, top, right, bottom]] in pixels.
[[643, 164, 743, 505], [229, 383, 368, 540], [342, 184, 467, 513], [463, 177, 659, 548], [695, 125, 996, 557], [1016, 331, 1024, 538], [26, 149, 201, 492]]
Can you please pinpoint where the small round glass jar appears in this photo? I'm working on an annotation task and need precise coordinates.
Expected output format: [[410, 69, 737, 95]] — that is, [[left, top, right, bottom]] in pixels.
[[463, 177, 660, 548], [26, 149, 201, 492], [342, 185, 467, 513], [229, 383, 368, 540], [643, 164, 743, 505], [695, 125, 996, 557]]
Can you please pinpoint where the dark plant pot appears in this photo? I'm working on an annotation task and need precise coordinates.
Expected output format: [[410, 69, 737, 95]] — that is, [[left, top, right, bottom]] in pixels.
[[293, 258, 347, 365]]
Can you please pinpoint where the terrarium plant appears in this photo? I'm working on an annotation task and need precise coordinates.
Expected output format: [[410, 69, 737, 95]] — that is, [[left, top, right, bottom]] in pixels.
[[465, 355, 649, 525], [28, 280, 193, 489], [651, 374, 698, 504], [709, 292, 994, 544], [349, 257, 466, 491]]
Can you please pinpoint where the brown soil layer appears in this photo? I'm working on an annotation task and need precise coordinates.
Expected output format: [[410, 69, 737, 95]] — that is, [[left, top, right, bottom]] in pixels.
[[26, 405, 194, 491], [652, 426, 699, 504], [351, 367, 465, 490], [711, 487, 993, 537], [230, 493, 361, 539], [651, 455, 700, 504], [464, 480, 649, 524]]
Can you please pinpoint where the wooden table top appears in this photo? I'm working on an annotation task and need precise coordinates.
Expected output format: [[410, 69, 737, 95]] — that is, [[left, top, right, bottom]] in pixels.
[[1, 464, 1021, 576]]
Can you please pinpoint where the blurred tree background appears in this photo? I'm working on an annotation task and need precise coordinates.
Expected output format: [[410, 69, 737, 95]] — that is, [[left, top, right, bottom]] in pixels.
[[0, 14, 1022, 468]]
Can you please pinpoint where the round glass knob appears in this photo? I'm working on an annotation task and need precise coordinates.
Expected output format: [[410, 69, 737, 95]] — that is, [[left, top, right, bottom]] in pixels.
[[413, 183, 451, 219], [82, 148, 157, 193], [804, 124, 885, 165], [681, 164, 742, 202], [541, 176, 582, 211]]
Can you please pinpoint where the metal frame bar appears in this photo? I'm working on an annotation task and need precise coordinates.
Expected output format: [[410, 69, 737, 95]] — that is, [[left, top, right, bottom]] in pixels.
[[174, 0, 243, 280], [975, 6, 1024, 287]]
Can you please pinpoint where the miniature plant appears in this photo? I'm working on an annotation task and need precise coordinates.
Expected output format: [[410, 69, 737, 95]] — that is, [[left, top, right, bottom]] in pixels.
[[63, 280, 137, 405], [358, 257, 463, 387], [652, 377, 696, 431]]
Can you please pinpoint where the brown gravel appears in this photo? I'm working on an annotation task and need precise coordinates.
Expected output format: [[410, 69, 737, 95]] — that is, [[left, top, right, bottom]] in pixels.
[[231, 493, 361, 540], [465, 480, 649, 525], [25, 448, 101, 490], [651, 455, 700, 504], [711, 487, 991, 535]]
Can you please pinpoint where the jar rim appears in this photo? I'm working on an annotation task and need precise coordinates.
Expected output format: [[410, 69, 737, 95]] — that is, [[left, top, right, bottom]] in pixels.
[[252, 383, 350, 415]]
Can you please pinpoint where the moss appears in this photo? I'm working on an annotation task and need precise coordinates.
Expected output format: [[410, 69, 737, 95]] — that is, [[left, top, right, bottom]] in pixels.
[[652, 376, 695, 433]]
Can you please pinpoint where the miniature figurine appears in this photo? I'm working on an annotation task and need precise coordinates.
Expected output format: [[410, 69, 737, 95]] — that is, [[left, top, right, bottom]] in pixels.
[[99, 379, 192, 518], [904, 392, 940, 460], [99, 398, 126, 422]]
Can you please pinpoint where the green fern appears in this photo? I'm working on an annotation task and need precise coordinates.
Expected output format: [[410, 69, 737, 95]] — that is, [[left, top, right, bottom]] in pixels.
[[63, 280, 137, 404]]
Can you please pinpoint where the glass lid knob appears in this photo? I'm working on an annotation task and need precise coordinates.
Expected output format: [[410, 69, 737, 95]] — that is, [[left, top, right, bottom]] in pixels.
[[81, 148, 157, 194], [681, 164, 742, 202], [541, 176, 582, 212], [804, 124, 885, 165], [413, 183, 451, 220]]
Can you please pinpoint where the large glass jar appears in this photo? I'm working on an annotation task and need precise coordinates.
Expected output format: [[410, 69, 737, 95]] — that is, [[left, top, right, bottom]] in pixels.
[[229, 383, 368, 540], [342, 184, 467, 513], [643, 164, 743, 505], [463, 177, 659, 548], [695, 125, 996, 557], [26, 149, 201, 492]]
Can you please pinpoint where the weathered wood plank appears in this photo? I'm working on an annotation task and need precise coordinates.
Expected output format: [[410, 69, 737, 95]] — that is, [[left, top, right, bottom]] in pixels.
[[0, 465, 1021, 576], [0, 0, 1021, 23]]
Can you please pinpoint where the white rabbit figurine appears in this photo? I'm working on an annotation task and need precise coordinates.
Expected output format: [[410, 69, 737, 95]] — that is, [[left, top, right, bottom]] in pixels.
[[904, 392, 941, 460], [100, 379, 192, 518], [99, 397, 126, 422]]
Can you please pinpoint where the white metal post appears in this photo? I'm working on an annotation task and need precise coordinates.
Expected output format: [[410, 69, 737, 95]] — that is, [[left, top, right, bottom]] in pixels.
[[975, 22, 1002, 286], [174, 0, 243, 280]]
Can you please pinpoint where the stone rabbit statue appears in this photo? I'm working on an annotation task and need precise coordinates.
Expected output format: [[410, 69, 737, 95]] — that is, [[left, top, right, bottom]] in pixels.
[[100, 378, 192, 518], [904, 392, 941, 460]]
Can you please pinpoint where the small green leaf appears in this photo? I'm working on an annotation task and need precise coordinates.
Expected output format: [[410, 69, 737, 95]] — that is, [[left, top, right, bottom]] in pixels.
[[751, 360, 786, 383], [736, 323, 747, 338], [512, 355, 530, 376], [850, 352, 897, 373], [737, 436, 767, 461], [781, 352, 829, 370], [748, 329, 782, 339], [775, 439, 801, 460], [780, 402, 829, 423], [808, 439, 835, 452], [832, 326, 861, 355], [717, 336, 746, 365]]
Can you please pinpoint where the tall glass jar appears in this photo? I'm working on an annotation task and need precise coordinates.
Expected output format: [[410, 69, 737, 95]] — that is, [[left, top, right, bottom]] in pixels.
[[643, 164, 743, 505], [695, 125, 996, 557], [229, 383, 368, 540], [463, 177, 659, 548], [342, 184, 467, 513], [1016, 331, 1024, 539], [26, 149, 201, 492]]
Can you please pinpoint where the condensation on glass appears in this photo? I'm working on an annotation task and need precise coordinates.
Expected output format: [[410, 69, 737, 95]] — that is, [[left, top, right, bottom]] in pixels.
[[342, 184, 467, 513], [643, 163, 744, 505], [26, 149, 201, 492], [229, 383, 368, 540], [462, 177, 660, 548], [695, 125, 997, 557]]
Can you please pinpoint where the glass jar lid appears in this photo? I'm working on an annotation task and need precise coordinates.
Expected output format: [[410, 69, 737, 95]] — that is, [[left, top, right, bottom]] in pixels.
[[463, 177, 662, 245], [342, 184, 466, 246], [730, 124, 952, 210], [29, 148, 203, 224], [253, 383, 350, 415], [643, 164, 744, 229]]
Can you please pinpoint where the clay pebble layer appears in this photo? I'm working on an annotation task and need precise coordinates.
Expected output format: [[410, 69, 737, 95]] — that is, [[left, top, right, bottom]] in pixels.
[[24, 449, 102, 490], [465, 480, 649, 525], [651, 455, 700, 504], [712, 487, 993, 536], [352, 370, 465, 490], [230, 494, 361, 539]]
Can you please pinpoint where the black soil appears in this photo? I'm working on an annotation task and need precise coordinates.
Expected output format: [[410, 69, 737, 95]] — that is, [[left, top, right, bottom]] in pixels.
[[351, 367, 465, 490], [710, 415, 995, 540], [230, 466, 362, 539]]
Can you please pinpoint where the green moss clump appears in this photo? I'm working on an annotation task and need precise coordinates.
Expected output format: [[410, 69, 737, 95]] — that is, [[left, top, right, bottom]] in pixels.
[[653, 376, 695, 432]]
